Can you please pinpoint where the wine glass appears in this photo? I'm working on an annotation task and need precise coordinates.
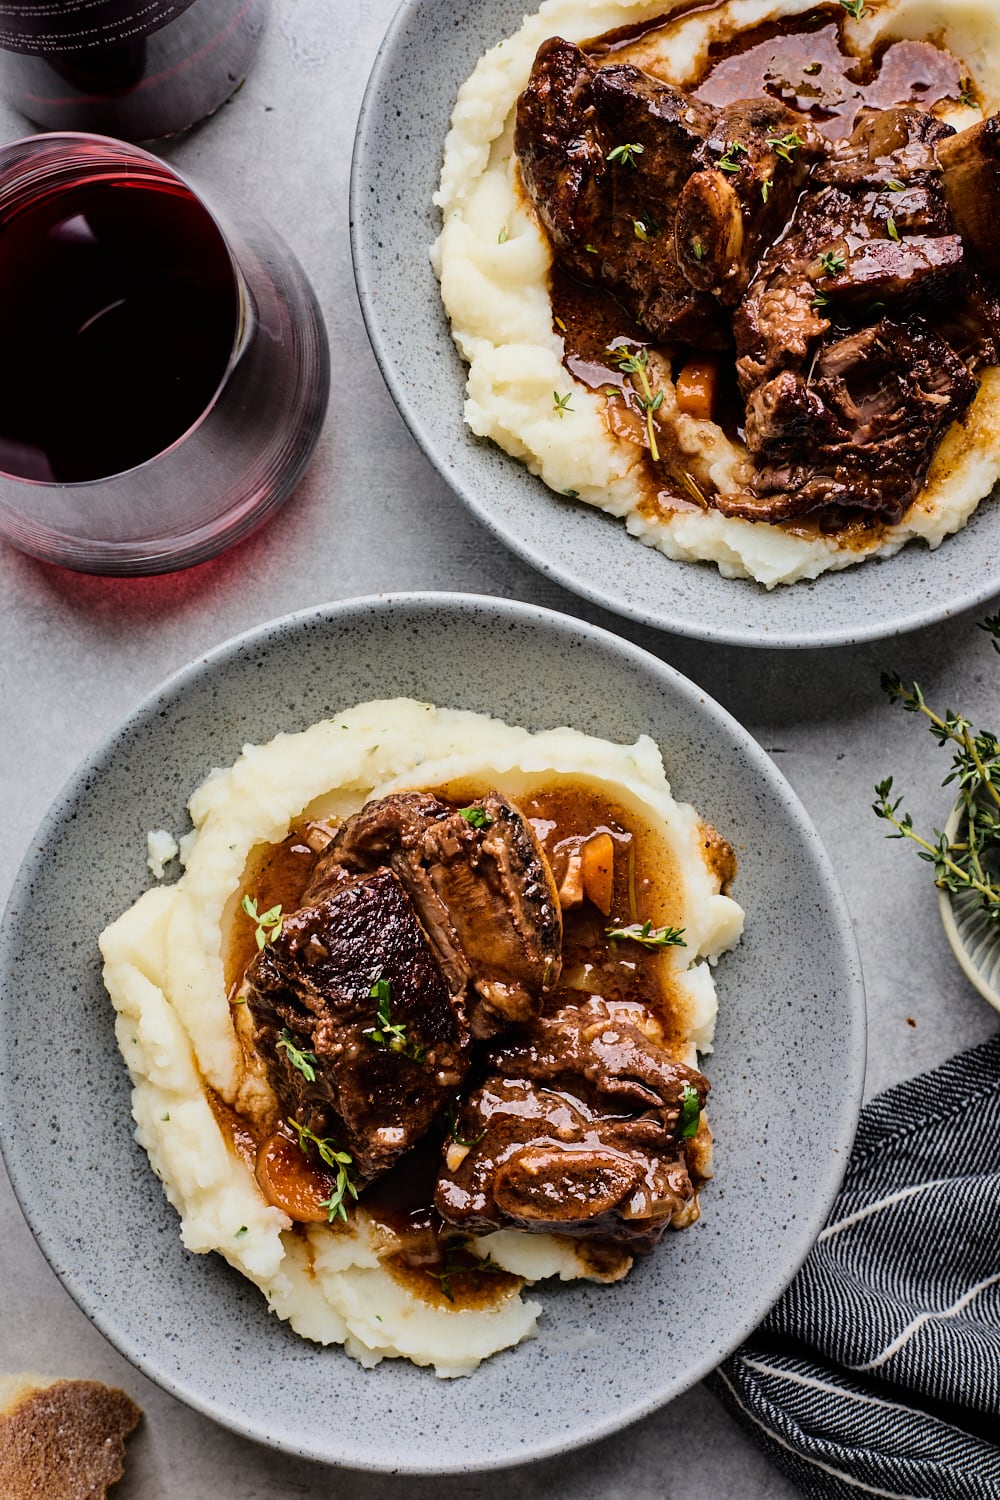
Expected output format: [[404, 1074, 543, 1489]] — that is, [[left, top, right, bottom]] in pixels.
[[0, 131, 330, 575]]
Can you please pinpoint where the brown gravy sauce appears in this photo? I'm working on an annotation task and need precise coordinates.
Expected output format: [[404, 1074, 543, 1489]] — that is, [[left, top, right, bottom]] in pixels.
[[545, 6, 972, 539], [218, 781, 697, 1305]]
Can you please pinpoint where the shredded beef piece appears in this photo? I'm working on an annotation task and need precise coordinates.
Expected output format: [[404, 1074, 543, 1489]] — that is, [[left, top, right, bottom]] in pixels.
[[435, 997, 708, 1249], [515, 37, 819, 345]]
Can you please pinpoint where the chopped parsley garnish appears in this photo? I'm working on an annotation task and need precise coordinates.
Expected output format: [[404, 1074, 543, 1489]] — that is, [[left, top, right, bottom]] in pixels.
[[363, 977, 426, 1063], [605, 919, 687, 949], [277, 1029, 318, 1083], [242, 894, 283, 949]]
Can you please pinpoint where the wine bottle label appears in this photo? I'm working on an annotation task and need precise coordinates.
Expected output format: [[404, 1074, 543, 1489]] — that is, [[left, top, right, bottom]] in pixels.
[[0, 1, 197, 54]]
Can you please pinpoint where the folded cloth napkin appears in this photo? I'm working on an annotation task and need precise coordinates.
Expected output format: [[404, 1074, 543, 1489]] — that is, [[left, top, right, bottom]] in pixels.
[[707, 1034, 1000, 1500]]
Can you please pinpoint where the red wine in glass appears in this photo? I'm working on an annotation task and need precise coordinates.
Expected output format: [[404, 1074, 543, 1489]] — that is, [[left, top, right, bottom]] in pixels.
[[0, 134, 330, 574], [0, 0, 266, 140], [0, 174, 238, 483]]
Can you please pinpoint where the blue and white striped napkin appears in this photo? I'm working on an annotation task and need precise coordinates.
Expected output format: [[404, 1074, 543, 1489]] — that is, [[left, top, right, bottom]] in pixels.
[[707, 1035, 1000, 1499]]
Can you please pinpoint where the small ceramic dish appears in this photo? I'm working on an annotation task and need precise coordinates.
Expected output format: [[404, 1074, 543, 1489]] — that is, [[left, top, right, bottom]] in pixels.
[[938, 801, 1000, 1012], [0, 594, 865, 1472], [350, 0, 1000, 649]]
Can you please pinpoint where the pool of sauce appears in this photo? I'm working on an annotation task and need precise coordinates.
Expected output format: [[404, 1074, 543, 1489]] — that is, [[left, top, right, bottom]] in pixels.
[[217, 780, 704, 1303], [543, 5, 974, 537]]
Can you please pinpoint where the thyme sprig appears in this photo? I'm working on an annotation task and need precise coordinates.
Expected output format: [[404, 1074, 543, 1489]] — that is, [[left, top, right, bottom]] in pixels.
[[607, 142, 644, 167], [426, 1237, 508, 1302], [363, 977, 427, 1063], [608, 345, 663, 462], [717, 139, 748, 174], [605, 919, 687, 949], [277, 1029, 318, 1082], [242, 894, 283, 949], [840, 0, 867, 19], [288, 1119, 358, 1222], [873, 617, 1000, 918], [766, 130, 805, 162], [446, 1101, 486, 1148]]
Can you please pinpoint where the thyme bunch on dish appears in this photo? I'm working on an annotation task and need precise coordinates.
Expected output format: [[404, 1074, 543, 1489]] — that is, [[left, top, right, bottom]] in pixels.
[[873, 616, 1000, 918]]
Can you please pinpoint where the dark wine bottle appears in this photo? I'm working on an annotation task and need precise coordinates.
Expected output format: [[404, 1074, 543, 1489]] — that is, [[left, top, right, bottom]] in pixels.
[[0, 0, 266, 140]]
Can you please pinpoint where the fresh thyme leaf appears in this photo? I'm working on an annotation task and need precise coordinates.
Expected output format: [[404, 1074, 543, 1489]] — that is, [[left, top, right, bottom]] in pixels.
[[819, 249, 846, 276], [459, 805, 493, 828], [563, 488, 580, 498], [677, 1083, 701, 1139], [874, 627, 1000, 920], [887, 178, 905, 192], [607, 142, 644, 167], [277, 1028, 318, 1083], [289, 1119, 358, 1222], [446, 1101, 487, 1148], [426, 1237, 507, 1302], [811, 290, 830, 309], [553, 390, 574, 417], [633, 218, 652, 242], [363, 977, 427, 1063], [717, 140, 748, 173], [497, 226, 509, 244], [886, 214, 900, 241], [693, 236, 704, 260], [760, 177, 773, 203], [607, 344, 663, 462], [605, 919, 687, 949], [241, 894, 283, 949], [766, 130, 805, 163], [959, 75, 976, 108], [839, 0, 867, 19]]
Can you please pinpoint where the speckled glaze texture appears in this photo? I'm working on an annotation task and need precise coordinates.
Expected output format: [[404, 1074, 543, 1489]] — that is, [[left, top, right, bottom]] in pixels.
[[0, 594, 865, 1472], [349, 0, 1000, 650]]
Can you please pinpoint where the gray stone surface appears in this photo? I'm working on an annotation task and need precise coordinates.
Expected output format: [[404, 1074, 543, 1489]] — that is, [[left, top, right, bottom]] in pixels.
[[0, 1, 997, 1494]]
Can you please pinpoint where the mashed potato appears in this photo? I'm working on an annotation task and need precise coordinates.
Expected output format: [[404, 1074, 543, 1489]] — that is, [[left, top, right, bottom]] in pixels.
[[432, 0, 1000, 588], [100, 700, 743, 1376]]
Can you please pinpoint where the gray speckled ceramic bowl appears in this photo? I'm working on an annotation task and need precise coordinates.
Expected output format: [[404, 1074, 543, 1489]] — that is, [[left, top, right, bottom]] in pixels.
[[0, 594, 865, 1472], [350, 0, 1000, 650]]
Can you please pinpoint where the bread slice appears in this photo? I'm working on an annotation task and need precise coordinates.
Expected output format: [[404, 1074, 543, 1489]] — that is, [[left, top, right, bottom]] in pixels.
[[0, 1376, 141, 1499]]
